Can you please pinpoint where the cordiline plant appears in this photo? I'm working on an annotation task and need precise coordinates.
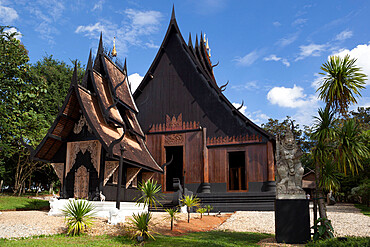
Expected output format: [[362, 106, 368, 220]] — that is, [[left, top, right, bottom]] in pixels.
[[180, 195, 200, 223], [129, 212, 157, 240], [62, 200, 96, 236], [164, 207, 179, 230]]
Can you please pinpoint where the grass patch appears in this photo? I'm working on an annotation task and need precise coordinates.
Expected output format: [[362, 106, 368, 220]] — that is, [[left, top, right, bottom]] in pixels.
[[0, 231, 272, 247], [306, 237, 370, 246], [0, 195, 49, 211], [354, 204, 370, 216]]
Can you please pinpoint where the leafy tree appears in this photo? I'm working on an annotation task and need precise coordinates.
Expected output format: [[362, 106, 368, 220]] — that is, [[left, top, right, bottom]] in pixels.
[[136, 179, 163, 212], [312, 55, 369, 236], [0, 26, 48, 194], [318, 55, 367, 117]]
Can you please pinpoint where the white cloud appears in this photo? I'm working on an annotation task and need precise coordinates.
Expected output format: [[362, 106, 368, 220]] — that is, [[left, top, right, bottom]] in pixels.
[[276, 33, 299, 47], [311, 73, 324, 89], [292, 18, 307, 26], [332, 44, 370, 86], [234, 50, 259, 66], [75, 9, 162, 55], [296, 43, 326, 61], [232, 102, 247, 116], [335, 30, 353, 41], [273, 21, 281, 27], [4, 27, 21, 40], [27, 0, 65, 43], [264, 54, 290, 67], [0, 5, 18, 24], [267, 85, 312, 108], [92, 0, 104, 11], [128, 73, 143, 93]]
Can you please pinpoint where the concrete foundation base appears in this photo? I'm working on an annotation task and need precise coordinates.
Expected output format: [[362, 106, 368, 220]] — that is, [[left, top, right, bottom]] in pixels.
[[49, 198, 147, 224]]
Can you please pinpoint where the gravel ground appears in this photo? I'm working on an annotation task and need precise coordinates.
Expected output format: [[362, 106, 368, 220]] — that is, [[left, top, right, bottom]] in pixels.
[[217, 203, 370, 237], [0, 211, 65, 239], [0, 203, 368, 239]]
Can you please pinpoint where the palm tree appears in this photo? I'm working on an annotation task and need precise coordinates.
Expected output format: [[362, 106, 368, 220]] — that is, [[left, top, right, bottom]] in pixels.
[[164, 207, 179, 230], [180, 195, 200, 223], [318, 55, 367, 117], [136, 179, 163, 212], [312, 107, 336, 220], [335, 119, 369, 175]]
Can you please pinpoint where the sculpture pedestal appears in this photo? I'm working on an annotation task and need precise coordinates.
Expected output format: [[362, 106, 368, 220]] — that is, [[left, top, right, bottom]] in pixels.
[[275, 199, 310, 244]]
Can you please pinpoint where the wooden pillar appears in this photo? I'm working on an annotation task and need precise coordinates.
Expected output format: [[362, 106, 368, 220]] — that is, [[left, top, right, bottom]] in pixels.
[[201, 128, 210, 193], [116, 145, 125, 209]]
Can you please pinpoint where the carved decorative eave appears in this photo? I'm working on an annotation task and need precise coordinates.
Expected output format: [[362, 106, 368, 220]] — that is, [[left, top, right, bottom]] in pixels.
[[148, 114, 200, 133], [206, 134, 263, 146]]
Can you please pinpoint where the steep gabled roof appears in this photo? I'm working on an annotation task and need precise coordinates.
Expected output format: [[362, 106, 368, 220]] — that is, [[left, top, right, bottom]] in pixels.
[[34, 39, 162, 173], [134, 8, 274, 141]]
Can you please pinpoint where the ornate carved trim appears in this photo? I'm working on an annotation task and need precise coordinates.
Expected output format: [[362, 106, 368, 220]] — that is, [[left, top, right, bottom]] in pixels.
[[103, 161, 119, 185], [74, 165, 89, 199], [73, 115, 92, 134], [51, 163, 64, 186], [164, 134, 184, 146], [126, 168, 141, 188], [207, 134, 262, 146], [66, 140, 101, 177], [148, 114, 200, 133]]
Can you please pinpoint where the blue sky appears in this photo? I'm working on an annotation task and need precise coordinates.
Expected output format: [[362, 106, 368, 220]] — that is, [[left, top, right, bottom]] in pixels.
[[2, 0, 369, 127]]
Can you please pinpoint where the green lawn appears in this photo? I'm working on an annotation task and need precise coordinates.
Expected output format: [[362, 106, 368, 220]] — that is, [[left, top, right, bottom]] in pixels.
[[0, 231, 272, 247], [0, 195, 49, 211], [355, 204, 370, 216]]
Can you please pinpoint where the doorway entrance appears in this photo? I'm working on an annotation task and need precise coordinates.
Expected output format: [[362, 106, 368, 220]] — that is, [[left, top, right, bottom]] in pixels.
[[165, 146, 183, 191], [228, 151, 246, 190]]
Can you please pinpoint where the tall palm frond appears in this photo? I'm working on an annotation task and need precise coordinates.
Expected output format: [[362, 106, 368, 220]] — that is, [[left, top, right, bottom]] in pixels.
[[335, 119, 370, 175], [318, 55, 367, 116]]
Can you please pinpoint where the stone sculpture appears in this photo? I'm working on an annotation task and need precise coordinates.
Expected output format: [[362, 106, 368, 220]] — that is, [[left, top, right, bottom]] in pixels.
[[276, 126, 305, 199]]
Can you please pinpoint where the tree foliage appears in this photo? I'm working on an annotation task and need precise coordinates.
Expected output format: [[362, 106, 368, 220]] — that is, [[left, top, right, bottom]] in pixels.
[[318, 55, 367, 117]]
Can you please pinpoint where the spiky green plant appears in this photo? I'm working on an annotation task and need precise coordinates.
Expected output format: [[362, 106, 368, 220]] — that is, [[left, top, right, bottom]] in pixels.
[[196, 207, 207, 219], [129, 212, 156, 240], [205, 205, 213, 215], [136, 179, 163, 212], [62, 200, 96, 236], [180, 195, 200, 223], [165, 207, 179, 230], [318, 55, 367, 117]]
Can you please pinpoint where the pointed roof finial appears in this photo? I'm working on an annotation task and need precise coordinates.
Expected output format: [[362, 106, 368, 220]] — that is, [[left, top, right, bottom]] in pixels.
[[200, 32, 203, 43], [204, 33, 206, 44], [206, 38, 209, 49], [87, 49, 93, 70], [72, 61, 78, 85], [112, 36, 117, 57], [188, 33, 193, 47], [171, 4, 176, 20], [195, 34, 199, 47], [123, 58, 127, 73], [98, 32, 104, 54]]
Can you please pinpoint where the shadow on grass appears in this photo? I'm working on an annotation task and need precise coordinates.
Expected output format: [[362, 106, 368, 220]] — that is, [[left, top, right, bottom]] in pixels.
[[132, 231, 272, 247], [0, 196, 49, 211]]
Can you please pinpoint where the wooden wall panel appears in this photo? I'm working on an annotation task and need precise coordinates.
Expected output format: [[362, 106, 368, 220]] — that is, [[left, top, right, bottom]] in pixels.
[[184, 131, 202, 184], [208, 148, 227, 183], [247, 144, 267, 182], [146, 135, 163, 184]]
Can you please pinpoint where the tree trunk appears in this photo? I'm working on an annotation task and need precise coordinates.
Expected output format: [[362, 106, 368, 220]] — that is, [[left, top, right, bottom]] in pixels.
[[49, 182, 54, 194], [171, 218, 173, 230], [315, 162, 327, 219], [0, 180, 3, 193]]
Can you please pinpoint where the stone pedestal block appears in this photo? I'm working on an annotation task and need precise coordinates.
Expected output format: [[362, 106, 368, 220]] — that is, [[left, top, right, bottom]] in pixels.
[[275, 199, 310, 244]]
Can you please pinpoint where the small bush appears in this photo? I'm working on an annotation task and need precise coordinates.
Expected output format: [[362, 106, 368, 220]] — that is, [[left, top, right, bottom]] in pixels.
[[129, 212, 156, 240], [196, 207, 207, 218], [62, 200, 96, 236]]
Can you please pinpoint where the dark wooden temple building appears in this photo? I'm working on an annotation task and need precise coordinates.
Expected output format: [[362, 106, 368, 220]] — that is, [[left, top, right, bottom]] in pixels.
[[133, 9, 276, 211], [32, 36, 162, 201]]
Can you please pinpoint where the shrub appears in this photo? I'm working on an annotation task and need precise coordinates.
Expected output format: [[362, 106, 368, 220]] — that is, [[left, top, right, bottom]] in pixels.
[[164, 207, 179, 230], [129, 212, 156, 240], [136, 179, 163, 212], [62, 200, 96, 236], [311, 217, 334, 241], [196, 207, 207, 218], [180, 195, 200, 223], [205, 205, 213, 215]]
